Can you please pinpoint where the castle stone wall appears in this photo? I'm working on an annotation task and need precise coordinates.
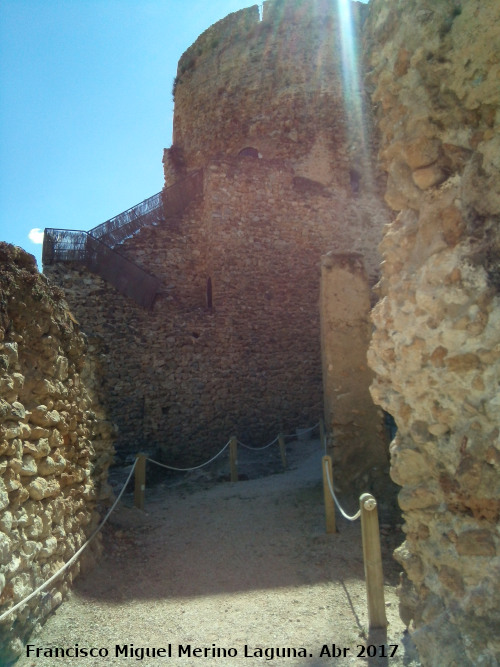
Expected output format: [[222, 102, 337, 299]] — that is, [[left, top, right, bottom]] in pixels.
[[0, 244, 114, 664], [365, 0, 500, 663], [46, 153, 389, 465], [168, 0, 371, 190], [46, 0, 390, 469], [320, 252, 392, 506]]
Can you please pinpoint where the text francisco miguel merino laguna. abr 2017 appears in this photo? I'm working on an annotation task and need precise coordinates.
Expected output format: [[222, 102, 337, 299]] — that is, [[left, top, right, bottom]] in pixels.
[[25, 643, 399, 660]]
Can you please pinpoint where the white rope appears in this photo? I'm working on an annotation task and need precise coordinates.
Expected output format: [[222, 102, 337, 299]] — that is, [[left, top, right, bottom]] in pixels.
[[324, 459, 361, 522], [146, 439, 231, 472], [238, 422, 320, 450], [0, 459, 138, 624], [282, 421, 320, 439], [0, 419, 324, 623], [238, 436, 279, 451]]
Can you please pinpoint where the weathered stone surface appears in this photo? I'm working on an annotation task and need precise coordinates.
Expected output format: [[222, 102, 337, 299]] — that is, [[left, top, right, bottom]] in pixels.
[[0, 242, 114, 664], [45, 0, 390, 467], [365, 0, 500, 664], [412, 164, 447, 190], [456, 530, 496, 557], [402, 137, 442, 171], [9, 2, 497, 665], [320, 252, 395, 507], [172, 0, 369, 182]]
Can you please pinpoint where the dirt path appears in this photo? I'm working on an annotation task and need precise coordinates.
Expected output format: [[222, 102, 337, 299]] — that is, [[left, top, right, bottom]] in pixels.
[[16, 439, 420, 667]]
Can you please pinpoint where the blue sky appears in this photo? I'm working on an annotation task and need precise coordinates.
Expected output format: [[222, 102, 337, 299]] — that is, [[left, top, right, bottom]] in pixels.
[[0, 0, 368, 269]]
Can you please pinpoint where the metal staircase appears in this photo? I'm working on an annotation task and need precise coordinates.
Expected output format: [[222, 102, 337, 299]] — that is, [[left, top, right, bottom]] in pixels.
[[43, 170, 203, 309]]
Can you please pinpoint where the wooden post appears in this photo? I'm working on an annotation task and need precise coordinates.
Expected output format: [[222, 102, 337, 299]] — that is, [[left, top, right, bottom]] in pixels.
[[322, 455, 336, 534], [278, 433, 287, 470], [360, 492, 387, 629], [319, 418, 325, 451], [134, 454, 146, 510], [229, 436, 238, 482]]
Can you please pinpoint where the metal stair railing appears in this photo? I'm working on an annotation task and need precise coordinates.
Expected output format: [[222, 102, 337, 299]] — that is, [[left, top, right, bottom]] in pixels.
[[89, 169, 203, 248], [42, 169, 203, 308], [43, 230, 161, 309], [89, 192, 164, 247], [42, 229, 88, 265], [84, 234, 161, 309]]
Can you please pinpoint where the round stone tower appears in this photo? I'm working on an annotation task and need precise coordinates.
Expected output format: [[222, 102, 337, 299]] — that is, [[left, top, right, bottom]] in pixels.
[[165, 0, 369, 189]]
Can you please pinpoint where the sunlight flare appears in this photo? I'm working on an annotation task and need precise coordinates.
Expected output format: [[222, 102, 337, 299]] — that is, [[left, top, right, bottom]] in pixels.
[[335, 0, 371, 185]]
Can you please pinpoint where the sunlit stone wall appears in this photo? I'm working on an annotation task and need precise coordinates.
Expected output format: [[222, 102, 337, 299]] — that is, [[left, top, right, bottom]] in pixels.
[[166, 0, 373, 192], [47, 0, 391, 471], [320, 252, 393, 508], [0, 243, 114, 664], [365, 0, 500, 663]]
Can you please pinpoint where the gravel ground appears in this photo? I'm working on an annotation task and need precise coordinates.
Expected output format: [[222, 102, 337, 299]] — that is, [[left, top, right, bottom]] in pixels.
[[15, 438, 421, 667]]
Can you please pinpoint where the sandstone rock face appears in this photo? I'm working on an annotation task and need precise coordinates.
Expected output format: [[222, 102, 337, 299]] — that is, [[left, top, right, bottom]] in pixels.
[[365, 1, 500, 664], [0, 244, 114, 664]]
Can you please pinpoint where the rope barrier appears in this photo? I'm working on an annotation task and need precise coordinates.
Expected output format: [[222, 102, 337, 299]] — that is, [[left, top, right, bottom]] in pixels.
[[282, 421, 320, 440], [1, 417, 366, 632], [146, 421, 320, 468], [1, 420, 322, 621], [0, 459, 138, 624], [135, 422, 322, 508], [237, 422, 320, 451], [146, 439, 231, 472], [323, 458, 361, 522], [237, 436, 279, 451]]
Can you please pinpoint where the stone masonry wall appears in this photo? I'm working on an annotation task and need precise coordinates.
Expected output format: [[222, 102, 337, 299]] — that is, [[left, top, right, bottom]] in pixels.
[[167, 0, 372, 191], [44, 0, 391, 469], [0, 244, 114, 664], [46, 154, 389, 466], [320, 252, 393, 508], [365, 0, 500, 664]]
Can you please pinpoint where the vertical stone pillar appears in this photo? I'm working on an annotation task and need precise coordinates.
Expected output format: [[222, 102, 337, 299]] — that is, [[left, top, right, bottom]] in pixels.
[[320, 252, 390, 501]]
